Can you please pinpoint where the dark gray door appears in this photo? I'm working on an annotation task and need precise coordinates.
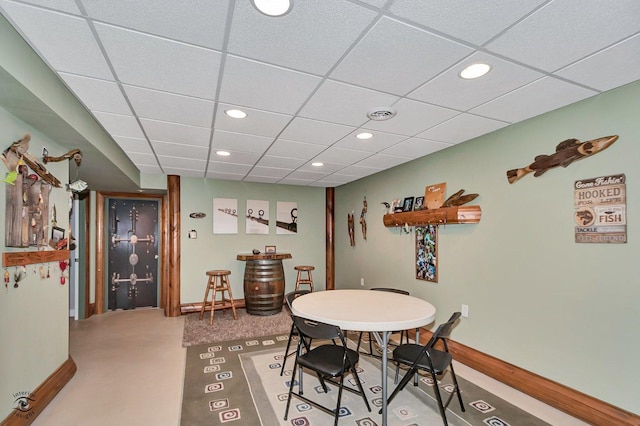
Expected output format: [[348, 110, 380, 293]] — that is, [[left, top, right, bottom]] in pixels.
[[108, 199, 158, 310]]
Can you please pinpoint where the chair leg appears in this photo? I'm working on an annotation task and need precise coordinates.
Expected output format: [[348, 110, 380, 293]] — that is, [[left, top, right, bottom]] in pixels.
[[333, 375, 345, 426], [430, 371, 449, 426], [350, 366, 371, 412], [284, 350, 299, 421], [449, 364, 465, 412], [199, 278, 212, 321], [209, 277, 218, 325], [279, 324, 295, 376]]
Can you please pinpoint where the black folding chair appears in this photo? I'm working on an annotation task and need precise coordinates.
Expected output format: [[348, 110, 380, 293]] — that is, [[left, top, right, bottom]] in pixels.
[[279, 290, 311, 376], [386, 312, 464, 426], [356, 288, 411, 356], [284, 315, 371, 426]]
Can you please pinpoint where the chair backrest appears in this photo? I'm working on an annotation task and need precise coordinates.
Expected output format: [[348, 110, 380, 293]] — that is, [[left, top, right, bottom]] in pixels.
[[426, 311, 461, 350], [292, 315, 343, 341], [371, 287, 410, 296], [284, 290, 311, 311]]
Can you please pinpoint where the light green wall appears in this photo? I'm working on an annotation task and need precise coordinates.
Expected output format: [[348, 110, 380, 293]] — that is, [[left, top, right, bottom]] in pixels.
[[0, 107, 70, 419], [335, 81, 640, 413], [179, 177, 326, 303]]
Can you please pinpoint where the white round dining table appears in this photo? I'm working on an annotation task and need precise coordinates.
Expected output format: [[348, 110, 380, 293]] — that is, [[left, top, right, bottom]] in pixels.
[[291, 289, 436, 426]]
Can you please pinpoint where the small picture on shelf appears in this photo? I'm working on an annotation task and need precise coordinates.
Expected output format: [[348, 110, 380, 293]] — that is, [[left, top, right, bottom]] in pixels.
[[51, 226, 65, 242], [414, 196, 424, 211], [265, 245, 276, 254], [402, 197, 415, 212]]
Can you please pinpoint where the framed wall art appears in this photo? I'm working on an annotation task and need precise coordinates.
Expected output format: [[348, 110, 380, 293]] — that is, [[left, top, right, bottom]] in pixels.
[[402, 196, 414, 212], [414, 196, 424, 210], [416, 225, 437, 282]]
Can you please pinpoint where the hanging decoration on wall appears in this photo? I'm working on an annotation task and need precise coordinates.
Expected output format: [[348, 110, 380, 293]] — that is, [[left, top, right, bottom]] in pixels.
[[506, 135, 618, 184], [425, 182, 446, 209], [441, 189, 479, 207], [347, 212, 355, 246], [574, 173, 626, 243], [360, 196, 367, 240], [416, 225, 438, 282], [276, 201, 297, 234], [213, 198, 238, 234], [246, 199, 269, 234], [2, 133, 61, 187]]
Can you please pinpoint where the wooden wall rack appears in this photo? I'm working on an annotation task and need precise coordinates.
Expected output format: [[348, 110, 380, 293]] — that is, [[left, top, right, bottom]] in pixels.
[[2, 250, 70, 267], [383, 205, 481, 227]]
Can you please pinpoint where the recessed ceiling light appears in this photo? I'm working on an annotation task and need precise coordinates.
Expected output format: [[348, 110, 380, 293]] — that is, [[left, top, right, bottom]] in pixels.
[[311, 162, 324, 167], [224, 109, 247, 119], [216, 150, 231, 156], [356, 132, 373, 140], [251, 0, 293, 17], [459, 63, 491, 79]]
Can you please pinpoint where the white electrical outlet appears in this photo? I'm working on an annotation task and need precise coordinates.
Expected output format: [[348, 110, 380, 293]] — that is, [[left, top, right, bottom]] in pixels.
[[360, 278, 365, 287], [461, 304, 469, 318]]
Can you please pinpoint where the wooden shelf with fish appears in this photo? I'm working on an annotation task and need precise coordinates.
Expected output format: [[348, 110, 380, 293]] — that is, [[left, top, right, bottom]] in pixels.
[[383, 205, 481, 227]]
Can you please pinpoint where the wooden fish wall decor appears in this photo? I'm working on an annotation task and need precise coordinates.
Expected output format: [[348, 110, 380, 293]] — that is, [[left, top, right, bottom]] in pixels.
[[506, 135, 618, 184]]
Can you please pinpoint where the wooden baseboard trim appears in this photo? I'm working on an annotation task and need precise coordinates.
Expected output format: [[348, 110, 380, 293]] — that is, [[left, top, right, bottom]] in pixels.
[[1, 357, 77, 426], [180, 299, 246, 315], [411, 329, 639, 426]]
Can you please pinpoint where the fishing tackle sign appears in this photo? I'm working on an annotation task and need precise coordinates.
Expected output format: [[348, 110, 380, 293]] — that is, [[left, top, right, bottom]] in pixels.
[[574, 174, 626, 243]]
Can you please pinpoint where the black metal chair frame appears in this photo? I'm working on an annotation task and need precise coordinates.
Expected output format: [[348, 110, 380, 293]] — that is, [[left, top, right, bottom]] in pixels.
[[386, 312, 464, 426], [279, 290, 311, 376], [356, 288, 411, 357], [284, 315, 371, 426]]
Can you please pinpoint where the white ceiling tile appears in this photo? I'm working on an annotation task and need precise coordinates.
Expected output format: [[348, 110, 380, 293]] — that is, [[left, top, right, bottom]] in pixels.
[[227, 0, 377, 75], [286, 170, 326, 180], [124, 85, 214, 127], [316, 174, 361, 184], [266, 140, 326, 159], [81, 0, 227, 49], [16, 0, 81, 14], [409, 52, 544, 111], [278, 178, 316, 186], [158, 155, 205, 171], [247, 166, 291, 178], [486, 0, 640, 71], [207, 161, 252, 175], [389, 0, 546, 45], [337, 165, 384, 177], [211, 130, 273, 154], [279, 117, 355, 146], [470, 77, 598, 123], [214, 104, 291, 138], [95, 23, 221, 98], [556, 34, 640, 92], [205, 171, 245, 181], [308, 180, 341, 187], [243, 175, 281, 184], [164, 167, 205, 177], [127, 152, 158, 166], [417, 114, 509, 144], [333, 129, 407, 152], [150, 140, 208, 158], [364, 98, 459, 135], [139, 118, 211, 147], [297, 162, 346, 174], [355, 154, 412, 169], [113, 136, 153, 155], [59, 73, 131, 114], [219, 56, 322, 115], [256, 156, 306, 169], [333, 17, 473, 95], [313, 147, 371, 165], [382, 137, 451, 158], [93, 111, 145, 138], [209, 150, 261, 165], [1, 2, 113, 78], [299, 80, 399, 126]]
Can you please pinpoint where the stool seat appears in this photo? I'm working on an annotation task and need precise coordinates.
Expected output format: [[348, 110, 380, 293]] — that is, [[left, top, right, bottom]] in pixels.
[[199, 270, 237, 325], [294, 265, 315, 292]]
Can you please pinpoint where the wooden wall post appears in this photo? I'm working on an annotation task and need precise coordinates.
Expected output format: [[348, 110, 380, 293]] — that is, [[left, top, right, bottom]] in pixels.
[[325, 187, 335, 290], [167, 175, 181, 316]]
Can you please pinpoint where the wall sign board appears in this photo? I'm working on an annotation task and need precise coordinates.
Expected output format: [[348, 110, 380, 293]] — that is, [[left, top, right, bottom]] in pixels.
[[574, 174, 626, 243]]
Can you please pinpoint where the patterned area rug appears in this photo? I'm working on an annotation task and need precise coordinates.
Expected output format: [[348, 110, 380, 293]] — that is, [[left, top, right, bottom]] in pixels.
[[180, 334, 551, 425], [182, 308, 292, 347]]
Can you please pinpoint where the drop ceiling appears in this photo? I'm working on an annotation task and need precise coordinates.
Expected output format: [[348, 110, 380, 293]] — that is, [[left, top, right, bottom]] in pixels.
[[1, 0, 639, 189]]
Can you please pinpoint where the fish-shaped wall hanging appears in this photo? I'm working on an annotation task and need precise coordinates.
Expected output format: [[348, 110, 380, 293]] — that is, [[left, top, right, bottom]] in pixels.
[[506, 135, 618, 184]]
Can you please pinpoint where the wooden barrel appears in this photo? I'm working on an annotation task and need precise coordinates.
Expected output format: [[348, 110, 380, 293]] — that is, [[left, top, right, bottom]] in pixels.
[[243, 259, 285, 315]]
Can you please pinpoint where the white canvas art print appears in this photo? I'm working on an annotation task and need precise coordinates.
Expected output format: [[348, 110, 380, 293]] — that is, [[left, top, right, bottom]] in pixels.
[[213, 198, 238, 234], [276, 201, 297, 234], [246, 200, 269, 234]]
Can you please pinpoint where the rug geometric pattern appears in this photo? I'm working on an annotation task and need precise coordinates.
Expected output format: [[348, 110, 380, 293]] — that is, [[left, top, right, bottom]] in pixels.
[[181, 334, 550, 426]]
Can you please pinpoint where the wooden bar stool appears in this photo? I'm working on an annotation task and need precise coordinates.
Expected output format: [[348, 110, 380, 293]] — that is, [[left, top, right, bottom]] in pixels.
[[199, 270, 238, 325], [294, 265, 315, 292]]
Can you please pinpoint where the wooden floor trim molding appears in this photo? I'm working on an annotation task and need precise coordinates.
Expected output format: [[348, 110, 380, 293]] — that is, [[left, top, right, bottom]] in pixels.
[[2, 357, 76, 426], [412, 328, 639, 426]]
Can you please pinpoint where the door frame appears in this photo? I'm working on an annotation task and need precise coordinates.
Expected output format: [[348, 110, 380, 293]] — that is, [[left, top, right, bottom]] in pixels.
[[95, 191, 168, 315]]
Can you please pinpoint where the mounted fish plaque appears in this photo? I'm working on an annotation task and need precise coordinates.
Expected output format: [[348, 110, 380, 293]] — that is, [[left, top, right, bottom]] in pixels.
[[506, 135, 618, 184]]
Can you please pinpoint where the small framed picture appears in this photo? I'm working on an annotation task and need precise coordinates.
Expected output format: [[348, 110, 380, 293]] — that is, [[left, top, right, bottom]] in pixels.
[[414, 196, 424, 211], [51, 226, 65, 242], [265, 245, 276, 254], [402, 197, 415, 212]]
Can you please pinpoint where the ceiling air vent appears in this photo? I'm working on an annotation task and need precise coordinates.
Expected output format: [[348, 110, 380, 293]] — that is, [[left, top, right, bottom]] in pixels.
[[367, 107, 397, 121]]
